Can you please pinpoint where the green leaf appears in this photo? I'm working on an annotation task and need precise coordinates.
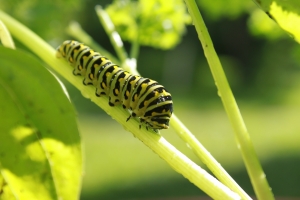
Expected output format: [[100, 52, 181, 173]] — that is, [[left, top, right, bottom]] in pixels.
[[0, 0, 82, 40], [105, 0, 191, 49], [0, 174, 14, 200], [247, 8, 286, 40], [253, 0, 300, 43], [0, 47, 82, 200], [197, 0, 252, 20]]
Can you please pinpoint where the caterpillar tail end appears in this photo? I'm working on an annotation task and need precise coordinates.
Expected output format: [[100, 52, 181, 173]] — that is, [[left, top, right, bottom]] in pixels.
[[55, 50, 63, 58]]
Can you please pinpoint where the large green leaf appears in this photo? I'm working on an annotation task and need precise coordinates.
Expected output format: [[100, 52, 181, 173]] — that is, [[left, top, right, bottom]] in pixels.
[[0, 46, 82, 200], [253, 0, 300, 43]]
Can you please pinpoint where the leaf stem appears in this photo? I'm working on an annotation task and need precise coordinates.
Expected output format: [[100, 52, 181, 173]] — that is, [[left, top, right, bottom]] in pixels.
[[183, 0, 274, 200], [130, 33, 140, 59], [66, 21, 120, 65], [0, 20, 15, 49], [95, 5, 128, 63]]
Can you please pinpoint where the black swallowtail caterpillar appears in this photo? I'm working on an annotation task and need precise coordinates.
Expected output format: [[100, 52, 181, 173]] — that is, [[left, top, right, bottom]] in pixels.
[[56, 40, 173, 130]]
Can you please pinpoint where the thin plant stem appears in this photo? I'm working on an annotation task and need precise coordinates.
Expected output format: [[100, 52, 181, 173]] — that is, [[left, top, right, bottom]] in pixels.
[[66, 21, 120, 65], [0, 20, 15, 49], [95, 5, 128, 63], [94, 6, 139, 74], [130, 34, 140, 59], [183, 1, 275, 200]]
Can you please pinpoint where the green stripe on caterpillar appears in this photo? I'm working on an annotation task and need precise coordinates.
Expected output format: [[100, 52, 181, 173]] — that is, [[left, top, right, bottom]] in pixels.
[[56, 40, 173, 130]]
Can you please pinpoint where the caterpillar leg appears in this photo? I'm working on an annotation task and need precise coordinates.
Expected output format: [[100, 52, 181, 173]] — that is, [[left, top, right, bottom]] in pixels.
[[126, 115, 132, 122], [126, 114, 147, 130], [140, 118, 158, 132]]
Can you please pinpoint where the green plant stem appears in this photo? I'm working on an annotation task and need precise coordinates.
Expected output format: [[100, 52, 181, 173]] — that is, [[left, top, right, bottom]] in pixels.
[[66, 21, 138, 75], [95, 5, 139, 75], [183, 1, 275, 200], [95, 5, 128, 63], [0, 20, 15, 49], [170, 115, 252, 200], [0, 10, 241, 200], [130, 34, 140, 59], [65, 21, 120, 65]]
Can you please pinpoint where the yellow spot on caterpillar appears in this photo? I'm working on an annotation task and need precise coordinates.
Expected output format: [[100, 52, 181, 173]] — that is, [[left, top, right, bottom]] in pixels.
[[115, 89, 119, 95], [162, 90, 169, 95], [126, 90, 130, 97], [134, 94, 138, 101], [151, 112, 159, 116], [102, 82, 106, 89], [143, 100, 148, 107], [89, 73, 94, 80], [142, 83, 147, 88]]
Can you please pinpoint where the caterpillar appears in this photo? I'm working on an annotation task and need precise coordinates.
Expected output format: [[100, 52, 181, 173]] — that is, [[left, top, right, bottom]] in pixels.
[[56, 40, 173, 130]]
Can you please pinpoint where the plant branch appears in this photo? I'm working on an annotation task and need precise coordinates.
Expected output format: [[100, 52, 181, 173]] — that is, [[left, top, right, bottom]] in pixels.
[[183, 1, 274, 200], [130, 33, 140, 59], [95, 5, 128, 63], [66, 21, 120, 65], [0, 20, 15, 49]]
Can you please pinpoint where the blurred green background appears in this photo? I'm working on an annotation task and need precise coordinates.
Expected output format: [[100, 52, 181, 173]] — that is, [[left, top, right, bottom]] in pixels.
[[2, 0, 300, 199]]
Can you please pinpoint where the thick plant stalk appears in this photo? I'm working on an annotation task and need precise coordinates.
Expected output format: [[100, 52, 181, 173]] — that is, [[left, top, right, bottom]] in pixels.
[[183, 1, 275, 200]]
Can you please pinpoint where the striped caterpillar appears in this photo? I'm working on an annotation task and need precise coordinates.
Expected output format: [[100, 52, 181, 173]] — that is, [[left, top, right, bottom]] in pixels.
[[56, 40, 173, 130]]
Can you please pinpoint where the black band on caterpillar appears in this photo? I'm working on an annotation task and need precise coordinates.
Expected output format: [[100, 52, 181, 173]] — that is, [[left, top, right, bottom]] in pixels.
[[56, 40, 173, 130]]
